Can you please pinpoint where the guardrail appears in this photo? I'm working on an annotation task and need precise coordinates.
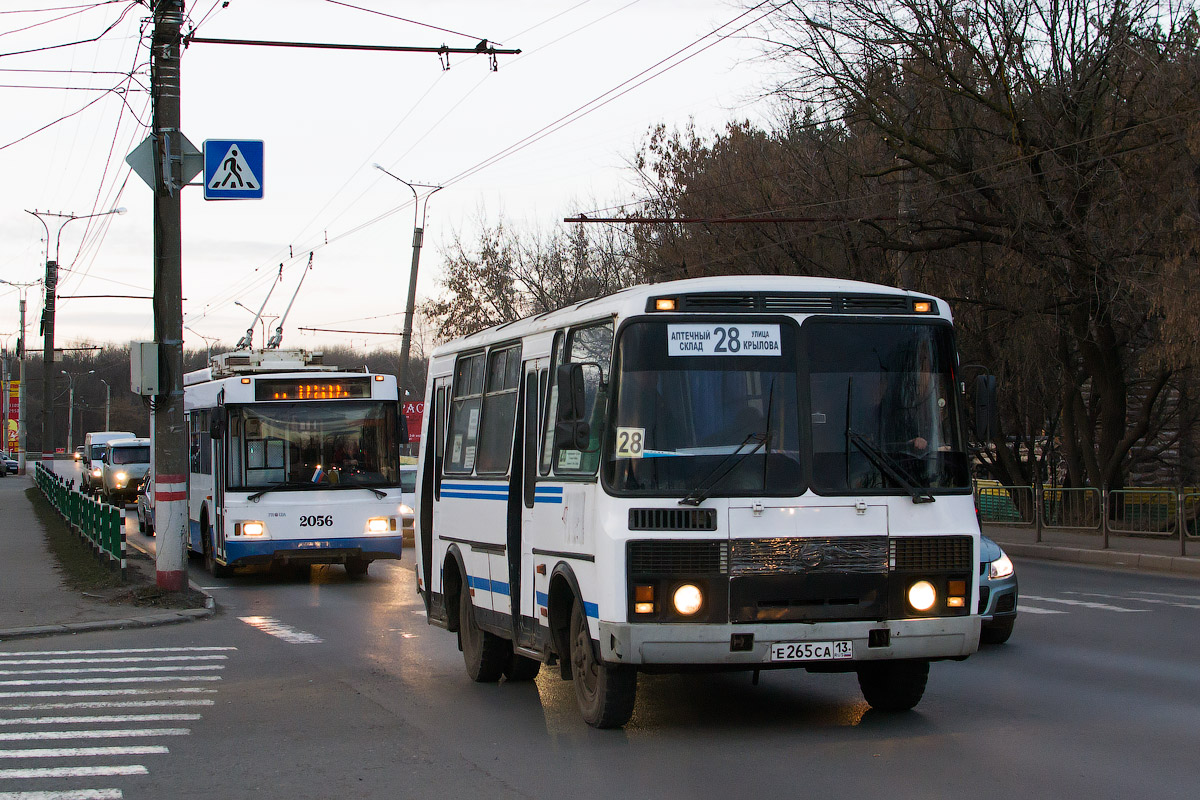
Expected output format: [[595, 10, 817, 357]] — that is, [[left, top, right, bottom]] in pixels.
[[1185, 493, 1199, 540], [34, 462, 126, 575], [1107, 489, 1177, 536], [975, 484, 1036, 525], [1040, 487, 1102, 530]]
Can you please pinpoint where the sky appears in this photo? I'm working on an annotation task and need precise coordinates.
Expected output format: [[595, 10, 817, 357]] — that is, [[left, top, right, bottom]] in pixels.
[[0, 0, 782, 360]]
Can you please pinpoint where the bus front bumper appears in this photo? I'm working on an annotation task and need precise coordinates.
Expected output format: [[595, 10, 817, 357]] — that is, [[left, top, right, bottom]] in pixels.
[[223, 536, 404, 566], [598, 616, 980, 667]]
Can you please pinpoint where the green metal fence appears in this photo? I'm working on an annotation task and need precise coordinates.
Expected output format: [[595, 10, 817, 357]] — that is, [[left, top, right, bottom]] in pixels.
[[34, 461, 125, 573]]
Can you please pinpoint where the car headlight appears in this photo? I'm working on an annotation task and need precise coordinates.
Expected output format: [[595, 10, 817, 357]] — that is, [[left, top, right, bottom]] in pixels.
[[92, 467, 103, 477], [398, 503, 414, 517], [908, 580, 937, 612], [240, 521, 265, 537], [988, 552, 1015, 580], [366, 517, 393, 534], [672, 584, 704, 616], [114, 471, 128, 486]]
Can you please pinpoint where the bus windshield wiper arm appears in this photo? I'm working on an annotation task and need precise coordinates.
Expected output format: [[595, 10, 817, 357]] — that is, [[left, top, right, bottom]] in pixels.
[[678, 433, 765, 507], [847, 429, 935, 503], [246, 480, 318, 502], [336, 477, 387, 498]]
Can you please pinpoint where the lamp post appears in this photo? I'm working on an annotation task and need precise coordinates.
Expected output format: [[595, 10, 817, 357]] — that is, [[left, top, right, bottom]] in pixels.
[[0, 278, 38, 473], [27, 207, 125, 457], [372, 164, 442, 400], [60, 369, 94, 452], [184, 325, 218, 363], [98, 378, 111, 430], [233, 302, 277, 349]]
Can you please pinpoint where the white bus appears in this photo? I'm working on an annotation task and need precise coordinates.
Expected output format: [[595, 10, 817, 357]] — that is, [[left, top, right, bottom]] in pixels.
[[184, 349, 408, 578], [414, 276, 988, 728]]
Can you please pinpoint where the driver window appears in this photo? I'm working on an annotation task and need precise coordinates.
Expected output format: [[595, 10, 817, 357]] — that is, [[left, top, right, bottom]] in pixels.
[[552, 321, 613, 476]]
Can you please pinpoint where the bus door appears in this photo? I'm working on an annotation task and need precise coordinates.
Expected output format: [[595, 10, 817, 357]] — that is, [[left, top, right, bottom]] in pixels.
[[515, 359, 549, 647], [212, 394, 226, 561]]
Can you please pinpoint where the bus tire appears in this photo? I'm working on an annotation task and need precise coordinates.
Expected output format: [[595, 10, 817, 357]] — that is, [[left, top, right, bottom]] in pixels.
[[459, 588, 507, 683], [856, 660, 929, 712], [569, 599, 636, 728], [503, 653, 542, 683], [203, 526, 233, 579], [345, 558, 370, 579]]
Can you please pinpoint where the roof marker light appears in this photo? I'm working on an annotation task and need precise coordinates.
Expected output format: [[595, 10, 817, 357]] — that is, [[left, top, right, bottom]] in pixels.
[[655, 298, 677, 311]]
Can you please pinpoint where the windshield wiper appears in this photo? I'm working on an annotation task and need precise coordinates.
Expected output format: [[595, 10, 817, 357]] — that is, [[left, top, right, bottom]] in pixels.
[[246, 480, 317, 502], [847, 429, 935, 504], [678, 433, 765, 507], [336, 476, 388, 498]]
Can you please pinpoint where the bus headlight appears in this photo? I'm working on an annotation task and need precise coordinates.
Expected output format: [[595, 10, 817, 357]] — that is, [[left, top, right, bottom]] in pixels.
[[397, 504, 414, 517], [366, 517, 391, 534], [672, 584, 704, 616], [907, 580, 937, 612], [241, 521, 265, 537]]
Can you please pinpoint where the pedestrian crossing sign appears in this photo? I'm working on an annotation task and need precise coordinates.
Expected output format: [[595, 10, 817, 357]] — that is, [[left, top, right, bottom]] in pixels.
[[203, 139, 264, 200]]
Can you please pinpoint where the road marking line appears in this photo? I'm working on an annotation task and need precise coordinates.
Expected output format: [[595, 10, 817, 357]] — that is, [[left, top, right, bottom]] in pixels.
[[0, 701, 214, 712], [1132, 590, 1200, 601], [0, 729, 190, 742], [0, 689, 217, 700], [239, 616, 323, 644], [1022, 595, 1148, 612], [0, 649, 234, 659], [0, 667, 223, 677], [0, 766, 147, 779], [0, 715, 201, 726], [1065, 591, 1200, 610], [0, 657, 227, 667], [1015, 604, 1066, 615], [0, 677, 221, 687], [0, 746, 168, 759], [0, 791, 124, 799]]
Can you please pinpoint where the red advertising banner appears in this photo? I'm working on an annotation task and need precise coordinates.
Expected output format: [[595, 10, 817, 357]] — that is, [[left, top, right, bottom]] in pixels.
[[5, 381, 17, 451], [403, 400, 424, 445]]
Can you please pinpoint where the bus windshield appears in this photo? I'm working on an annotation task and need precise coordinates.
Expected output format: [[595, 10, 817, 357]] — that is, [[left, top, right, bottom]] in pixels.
[[226, 400, 400, 489], [808, 319, 968, 492], [604, 320, 802, 496]]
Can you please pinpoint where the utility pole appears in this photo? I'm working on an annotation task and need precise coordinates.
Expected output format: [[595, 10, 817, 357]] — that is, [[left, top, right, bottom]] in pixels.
[[99, 378, 111, 430], [1, 278, 40, 472], [373, 165, 442, 399], [151, 0, 188, 591]]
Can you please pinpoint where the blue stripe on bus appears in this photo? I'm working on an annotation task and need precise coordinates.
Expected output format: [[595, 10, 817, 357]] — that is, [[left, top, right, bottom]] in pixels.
[[534, 591, 596, 618], [534, 486, 564, 504], [467, 574, 510, 596], [439, 483, 563, 503], [442, 482, 506, 492], [442, 491, 509, 501]]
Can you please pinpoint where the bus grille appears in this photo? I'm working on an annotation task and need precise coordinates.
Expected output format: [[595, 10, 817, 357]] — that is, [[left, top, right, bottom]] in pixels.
[[891, 536, 973, 571], [730, 537, 888, 575], [628, 540, 727, 575], [628, 508, 717, 531]]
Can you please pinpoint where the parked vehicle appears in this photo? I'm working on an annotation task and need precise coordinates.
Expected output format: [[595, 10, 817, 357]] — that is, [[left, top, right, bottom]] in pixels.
[[979, 535, 1018, 644], [81, 431, 135, 494], [73, 445, 85, 461], [136, 475, 155, 535], [0, 451, 17, 476], [100, 437, 151, 505]]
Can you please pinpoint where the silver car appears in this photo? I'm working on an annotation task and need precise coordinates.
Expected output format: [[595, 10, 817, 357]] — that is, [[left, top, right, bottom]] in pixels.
[[136, 475, 155, 536], [979, 535, 1018, 644]]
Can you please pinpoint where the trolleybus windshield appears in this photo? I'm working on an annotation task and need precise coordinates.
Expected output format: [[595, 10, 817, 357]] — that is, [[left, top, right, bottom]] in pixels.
[[225, 400, 400, 490]]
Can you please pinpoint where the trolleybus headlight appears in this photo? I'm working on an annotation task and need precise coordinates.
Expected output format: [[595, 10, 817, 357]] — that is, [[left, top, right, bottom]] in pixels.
[[672, 584, 703, 616], [241, 521, 265, 537], [398, 504, 414, 517], [907, 580, 937, 612], [988, 552, 1014, 580], [366, 517, 390, 534]]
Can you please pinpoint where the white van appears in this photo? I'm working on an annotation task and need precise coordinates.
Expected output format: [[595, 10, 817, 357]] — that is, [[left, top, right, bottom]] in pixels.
[[100, 437, 151, 505], [81, 430, 135, 494]]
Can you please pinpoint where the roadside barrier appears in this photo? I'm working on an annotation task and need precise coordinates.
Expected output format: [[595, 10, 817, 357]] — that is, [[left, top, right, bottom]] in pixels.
[[975, 483, 1035, 525], [1040, 487, 1102, 530], [1107, 489, 1176, 536], [34, 461, 126, 575]]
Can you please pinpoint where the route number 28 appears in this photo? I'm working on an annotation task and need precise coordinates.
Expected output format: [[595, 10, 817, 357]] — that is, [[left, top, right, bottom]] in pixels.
[[615, 427, 646, 459]]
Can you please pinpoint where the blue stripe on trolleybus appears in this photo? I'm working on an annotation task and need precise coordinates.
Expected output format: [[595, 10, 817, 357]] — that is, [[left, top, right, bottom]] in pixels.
[[440, 483, 565, 504], [535, 590, 597, 619], [468, 574, 510, 596]]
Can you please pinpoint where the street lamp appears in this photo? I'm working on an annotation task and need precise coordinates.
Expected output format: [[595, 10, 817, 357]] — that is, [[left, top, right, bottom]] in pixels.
[[233, 302, 278, 349], [60, 369, 95, 452], [373, 164, 442, 400], [98, 378, 111, 431], [27, 207, 125, 458], [184, 325, 218, 363], [0, 277, 39, 472]]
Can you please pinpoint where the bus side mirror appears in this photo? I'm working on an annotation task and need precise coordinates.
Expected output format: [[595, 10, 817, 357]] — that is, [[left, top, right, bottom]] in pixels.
[[555, 363, 591, 451], [973, 375, 999, 441], [209, 407, 227, 439]]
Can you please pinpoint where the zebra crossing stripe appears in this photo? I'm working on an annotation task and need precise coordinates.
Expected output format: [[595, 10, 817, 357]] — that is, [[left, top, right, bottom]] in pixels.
[[0, 715, 201, 727], [1022, 595, 1147, 612], [0, 729, 190, 742], [0, 701, 213, 712], [0, 688, 217, 700], [0, 667, 223, 677], [239, 616, 322, 644], [0, 766, 147, 779], [0, 677, 221, 687], [0, 648, 234, 658], [0, 656, 227, 666], [1015, 605, 1066, 615], [0, 791, 124, 799], [0, 747, 168, 759]]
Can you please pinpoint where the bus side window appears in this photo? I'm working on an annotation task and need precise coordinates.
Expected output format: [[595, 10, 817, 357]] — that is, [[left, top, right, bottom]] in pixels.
[[540, 332, 564, 476], [434, 384, 446, 499], [445, 353, 484, 474], [476, 344, 522, 475]]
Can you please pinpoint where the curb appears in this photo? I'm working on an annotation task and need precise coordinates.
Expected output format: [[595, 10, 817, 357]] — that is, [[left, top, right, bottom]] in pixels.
[[1001, 541, 1200, 578]]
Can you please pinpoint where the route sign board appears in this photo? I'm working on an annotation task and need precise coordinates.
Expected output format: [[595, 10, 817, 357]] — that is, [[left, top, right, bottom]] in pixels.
[[203, 139, 264, 200]]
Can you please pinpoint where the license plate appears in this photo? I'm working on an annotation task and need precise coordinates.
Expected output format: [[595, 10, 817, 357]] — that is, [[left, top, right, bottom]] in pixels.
[[769, 640, 853, 662]]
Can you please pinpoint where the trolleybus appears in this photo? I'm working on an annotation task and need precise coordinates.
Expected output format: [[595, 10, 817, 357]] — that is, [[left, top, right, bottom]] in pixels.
[[184, 349, 407, 578], [414, 276, 987, 727]]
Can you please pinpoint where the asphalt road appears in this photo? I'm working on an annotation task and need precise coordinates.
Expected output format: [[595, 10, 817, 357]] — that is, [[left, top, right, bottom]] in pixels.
[[16, 463, 1199, 799]]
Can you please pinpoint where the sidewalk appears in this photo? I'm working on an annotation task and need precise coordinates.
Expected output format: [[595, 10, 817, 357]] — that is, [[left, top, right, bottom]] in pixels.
[[984, 522, 1200, 577], [0, 470, 213, 642]]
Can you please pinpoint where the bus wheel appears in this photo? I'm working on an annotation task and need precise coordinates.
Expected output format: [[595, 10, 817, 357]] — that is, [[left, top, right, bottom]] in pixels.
[[459, 588, 507, 682], [345, 558, 370, 579], [856, 660, 929, 712], [503, 652, 542, 683], [569, 599, 636, 728], [203, 528, 233, 579]]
